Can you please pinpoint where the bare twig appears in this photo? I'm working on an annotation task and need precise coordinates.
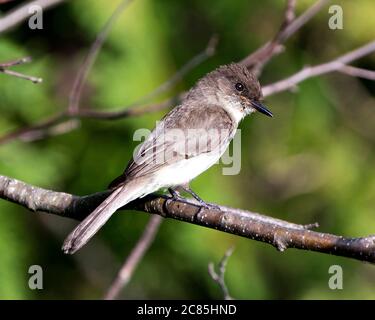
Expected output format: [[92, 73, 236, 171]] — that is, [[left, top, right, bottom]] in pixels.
[[104, 215, 163, 300], [0, 33, 216, 143], [262, 40, 375, 97], [208, 247, 234, 300], [0, 56, 32, 67], [0, 0, 65, 34], [277, 0, 329, 43], [241, 0, 330, 72], [0, 112, 65, 144], [0, 56, 42, 83], [1, 36, 374, 143], [68, 0, 134, 114], [6, 0, 375, 146], [2, 38, 374, 144], [1, 174, 375, 264], [134, 34, 218, 106], [76, 94, 183, 120], [0, 68, 42, 83], [20, 119, 81, 142], [76, 34, 218, 119], [338, 65, 375, 81], [281, 0, 297, 27]]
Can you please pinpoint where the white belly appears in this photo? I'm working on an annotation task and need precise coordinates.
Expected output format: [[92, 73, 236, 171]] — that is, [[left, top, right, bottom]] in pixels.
[[154, 147, 226, 188]]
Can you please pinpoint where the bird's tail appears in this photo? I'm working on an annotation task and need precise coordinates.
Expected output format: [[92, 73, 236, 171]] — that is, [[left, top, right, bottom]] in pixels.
[[62, 179, 145, 254]]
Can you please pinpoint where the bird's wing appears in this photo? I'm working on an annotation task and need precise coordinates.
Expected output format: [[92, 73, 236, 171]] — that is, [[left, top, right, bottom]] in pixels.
[[108, 104, 234, 189]]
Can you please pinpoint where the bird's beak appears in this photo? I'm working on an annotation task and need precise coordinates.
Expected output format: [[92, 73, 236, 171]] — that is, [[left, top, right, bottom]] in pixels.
[[252, 101, 273, 117]]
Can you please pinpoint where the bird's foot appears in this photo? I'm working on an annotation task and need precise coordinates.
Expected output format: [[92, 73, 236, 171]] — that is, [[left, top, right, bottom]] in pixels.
[[168, 187, 196, 206], [179, 186, 220, 211], [169, 187, 185, 201]]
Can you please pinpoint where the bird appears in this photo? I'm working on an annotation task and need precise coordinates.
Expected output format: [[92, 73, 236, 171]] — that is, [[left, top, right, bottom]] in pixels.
[[62, 62, 272, 254]]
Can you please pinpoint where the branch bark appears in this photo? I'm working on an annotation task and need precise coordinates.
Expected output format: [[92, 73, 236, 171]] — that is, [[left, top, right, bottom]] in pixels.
[[1, 174, 375, 264]]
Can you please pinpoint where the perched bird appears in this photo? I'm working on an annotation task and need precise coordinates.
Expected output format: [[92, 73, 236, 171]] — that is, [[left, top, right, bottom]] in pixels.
[[62, 62, 272, 254]]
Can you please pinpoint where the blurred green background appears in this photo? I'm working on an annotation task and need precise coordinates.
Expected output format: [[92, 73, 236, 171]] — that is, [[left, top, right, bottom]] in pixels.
[[0, 0, 375, 299]]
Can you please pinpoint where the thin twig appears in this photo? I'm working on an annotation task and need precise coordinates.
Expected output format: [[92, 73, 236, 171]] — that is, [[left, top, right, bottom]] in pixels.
[[243, 0, 297, 75], [0, 56, 32, 67], [76, 94, 183, 120], [262, 40, 375, 97], [0, 112, 65, 144], [1, 35, 374, 143], [104, 215, 163, 300], [1, 36, 374, 143], [68, 0, 134, 114], [0, 0, 65, 34], [0, 33, 216, 143], [0, 68, 42, 83], [281, 0, 297, 27], [134, 34, 219, 106], [20, 119, 81, 142], [241, 0, 330, 71], [0, 56, 42, 83], [208, 247, 234, 300], [278, 0, 329, 42], [73, 34, 217, 118], [338, 65, 375, 81]]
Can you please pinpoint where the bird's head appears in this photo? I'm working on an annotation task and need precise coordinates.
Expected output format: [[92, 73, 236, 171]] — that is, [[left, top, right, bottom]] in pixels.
[[191, 63, 273, 121]]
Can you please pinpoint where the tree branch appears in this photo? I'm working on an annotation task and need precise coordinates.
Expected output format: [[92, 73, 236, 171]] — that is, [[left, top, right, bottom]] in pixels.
[[262, 40, 375, 97], [2, 36, 374, 144], [104, 215, 162, 300], [0, 56, 42, 83], [0, 34, 216, 143], [338, 65, 375, 81], [68, 0, 134, 114], [130, 35, 218, 106], [0, 112, 65, 144], [1, 174, 375, 263], [208, 246, 234, 300], [241, 0, 330, 72], [4, 0, 375, 145]]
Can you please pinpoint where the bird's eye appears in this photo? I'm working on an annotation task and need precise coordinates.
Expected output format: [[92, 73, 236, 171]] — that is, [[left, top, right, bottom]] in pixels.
[[235, 83, 244, 92]]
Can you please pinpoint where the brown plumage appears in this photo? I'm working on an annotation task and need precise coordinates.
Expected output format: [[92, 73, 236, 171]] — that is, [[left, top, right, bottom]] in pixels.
[[62, 62, 271, 254]]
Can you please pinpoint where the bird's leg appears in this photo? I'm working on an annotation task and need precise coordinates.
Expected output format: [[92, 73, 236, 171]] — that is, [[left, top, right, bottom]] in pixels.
[[168, 187, 197, 206], [169, 186, 219, 210], [167, 186, 220, 223], [179, 185, 219, 210], [168, 187, 184, 201]]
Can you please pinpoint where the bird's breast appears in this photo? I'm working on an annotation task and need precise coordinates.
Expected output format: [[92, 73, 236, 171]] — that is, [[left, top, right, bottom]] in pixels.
[[154, 139, 232, 188]]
